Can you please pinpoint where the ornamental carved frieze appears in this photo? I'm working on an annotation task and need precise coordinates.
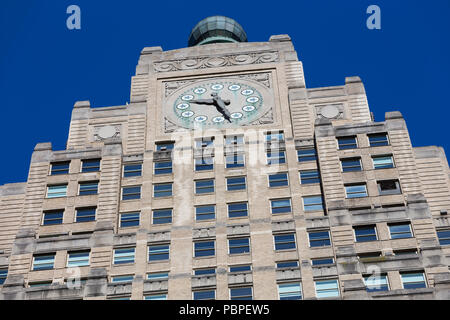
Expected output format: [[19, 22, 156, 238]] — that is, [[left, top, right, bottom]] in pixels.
[[154, 51, 279, 73]]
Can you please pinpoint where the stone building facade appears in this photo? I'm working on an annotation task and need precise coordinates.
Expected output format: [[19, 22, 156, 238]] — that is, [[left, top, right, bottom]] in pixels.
[[0, 16, 449, 300]]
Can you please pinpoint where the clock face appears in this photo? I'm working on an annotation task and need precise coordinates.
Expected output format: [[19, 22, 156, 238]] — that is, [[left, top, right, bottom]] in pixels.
[[163, 75, 274, 130]]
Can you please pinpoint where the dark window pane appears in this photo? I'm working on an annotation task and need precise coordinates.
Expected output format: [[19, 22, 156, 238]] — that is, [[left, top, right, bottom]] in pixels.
[[124, 164, 142, 177], [43, 211, 64, 225], [269, 173, 288, 187], [153, 209, 172, 224], [227, 177, 246, 191], [120, 212, 140, 227], [51, 162, 70, 175], [76, 207, 96, 222], [154, 161, 172, 174], [154, 183, 172, 197], [368, 133, 389, 147], [229, 265, 251, 272], [341, 158, 362, 172], [300, 170, 320, 184], [338, 137, 357, 150], [297, 148, 317, 162], [122, 186, 141, 200], [79, 182, 98, 195], [81, 159, 101, 172], [277, 261, 299, 268]]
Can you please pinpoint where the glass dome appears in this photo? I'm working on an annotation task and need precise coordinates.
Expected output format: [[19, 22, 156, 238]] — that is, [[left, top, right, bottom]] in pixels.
[[188, 16, 247, 47]]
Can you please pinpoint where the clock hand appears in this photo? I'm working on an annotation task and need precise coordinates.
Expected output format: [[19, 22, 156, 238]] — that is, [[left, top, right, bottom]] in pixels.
[[215, 105, 232, 123], [190, 93, 233, 123]]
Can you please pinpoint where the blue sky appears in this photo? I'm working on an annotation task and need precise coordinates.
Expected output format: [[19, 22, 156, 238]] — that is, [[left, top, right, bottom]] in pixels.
[[0, 1, 449, 184]]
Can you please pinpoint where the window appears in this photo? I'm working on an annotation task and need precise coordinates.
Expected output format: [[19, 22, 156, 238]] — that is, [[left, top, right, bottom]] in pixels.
[[0, 269, 7, 285], [196, 138, 213, 149], [226, 154, 245, 168], [297, 147, 317, 162], [389, 223, 413, 239], [154, 161, 172, 175], [394, 249, 418, 256], [358, 252, 382, 259], [300, 170, 320, 184], [337, 136, 357, 150], [194, 241, 215, 257], [276, 261, 299, 269], [278, 283, 302, 300], [156, 142, 174, 151], [123, 163, 142, 177], [315, 279, 340, 298], [113, 248, 135, 265], [148, 244, 170, 261], [33, 254, 55, 271], [230, 287, 253, 300], [266, 131, 284, 142], [274, 234, 296, 251], [153, 209, 172, 224], [75, 207, 96, 222], [193, 289, 216, 300], [437, 229, 450, 246], [229, 265, 251, 273], [229, 237, 250, 254], [194, 268, 216, 276], [228, 202, 248, 218], [145, 294, 167, 300], [67, 251, 90, 267], [267, 151, 286, 165], [363, 274, 389, 292], [111, 275, 134, 283], [120, 212, 140, 228], [79, 181, 98, 195], [308, 230, 331, 247], [377, 180, 401, 195], [195, 157, 214, 171], [196, 205, 215, 221], [50, 161, 70, 175], [153, 183, 173, 198], [345, 184, 368, 198], [401, 272, 426, 289], [147, 272, 169, 280], [354, 225, 377, 242], [372, 155, 395, 169], [312, 258, 335, 266], [268, 173, 288, 187], [341, 158, 362, 172], [225, 135, 244, 145], [302, 195, 324, 212], [227, 176, 246, 191], [29, 281, 52, 288], [271, 199, 292, 214], [46, 184, 67, 198], [81, 159, 100, 172], [195, 179, 214, 194], [122, 186, 141, 200], [108, 296, 131, 300], [368, 133, 389, 147], [42, 210, 64, 225]]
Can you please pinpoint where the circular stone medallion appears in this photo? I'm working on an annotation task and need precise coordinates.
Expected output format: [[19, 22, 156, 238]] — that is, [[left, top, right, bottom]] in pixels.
[[321, 105, 340, 119]]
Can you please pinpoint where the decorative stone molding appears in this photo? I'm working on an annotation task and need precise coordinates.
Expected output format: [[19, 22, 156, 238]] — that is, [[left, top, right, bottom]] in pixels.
[[191, 275, 216, 288], [154, 52, 279, 73], [276, 268, 301, 281]]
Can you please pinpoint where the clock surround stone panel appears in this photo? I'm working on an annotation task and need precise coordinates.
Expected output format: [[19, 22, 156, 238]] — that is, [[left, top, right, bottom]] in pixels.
[[162, 72, 276, 132]]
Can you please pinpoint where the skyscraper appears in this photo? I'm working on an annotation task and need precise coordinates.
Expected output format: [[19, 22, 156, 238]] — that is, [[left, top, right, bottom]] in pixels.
[[0, 16, 449, 300]]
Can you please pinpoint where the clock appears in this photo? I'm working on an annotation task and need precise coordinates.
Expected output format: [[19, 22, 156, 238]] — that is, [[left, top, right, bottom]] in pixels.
[[163, 74, 275, 130]]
